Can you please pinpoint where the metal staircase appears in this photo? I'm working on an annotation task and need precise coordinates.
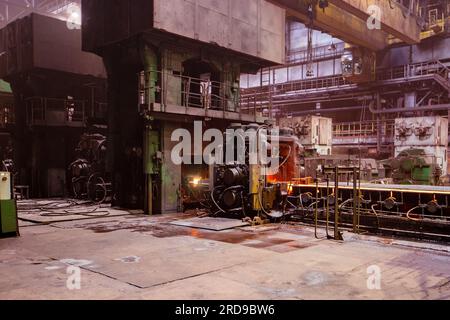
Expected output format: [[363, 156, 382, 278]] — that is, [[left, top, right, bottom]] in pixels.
[[433, 60, 450, 93]]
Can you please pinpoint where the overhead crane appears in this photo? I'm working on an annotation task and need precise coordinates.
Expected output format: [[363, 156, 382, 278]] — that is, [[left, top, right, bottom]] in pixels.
[[270, 0, 421, 51], [268, 1, 423, 81]]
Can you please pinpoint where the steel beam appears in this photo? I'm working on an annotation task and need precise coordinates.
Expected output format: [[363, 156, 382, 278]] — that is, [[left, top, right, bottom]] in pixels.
[[312, 2, 388, 51], [328, 0, 420, 44], [270, 0, 388, 51]]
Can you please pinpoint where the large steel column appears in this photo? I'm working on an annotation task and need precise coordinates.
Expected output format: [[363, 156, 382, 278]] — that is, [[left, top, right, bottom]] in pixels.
[[104, 49, 145, 209], [140, 43, 159, 215]]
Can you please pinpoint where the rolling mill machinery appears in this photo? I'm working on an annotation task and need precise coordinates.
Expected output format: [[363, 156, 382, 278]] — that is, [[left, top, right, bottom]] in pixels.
[[381, 116, 449, 186], [210, 123, 303, 219], [68, 133, 112, 203], [202, 117, 450, 242], [382, 149, 444, 186]]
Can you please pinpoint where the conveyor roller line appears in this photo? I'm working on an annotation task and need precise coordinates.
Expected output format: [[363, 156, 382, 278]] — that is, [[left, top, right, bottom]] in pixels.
[[292, 183, 450, 195]]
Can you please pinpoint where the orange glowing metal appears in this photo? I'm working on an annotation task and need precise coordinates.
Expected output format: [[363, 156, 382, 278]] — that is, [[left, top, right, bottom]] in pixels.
[[190, 177, 202, 186], [191, 229, 200, 238]]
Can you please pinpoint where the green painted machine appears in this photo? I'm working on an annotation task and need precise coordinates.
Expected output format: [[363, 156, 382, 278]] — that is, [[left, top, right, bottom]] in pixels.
[[383, 149, 443, 185], [0, 172, 18, 237]]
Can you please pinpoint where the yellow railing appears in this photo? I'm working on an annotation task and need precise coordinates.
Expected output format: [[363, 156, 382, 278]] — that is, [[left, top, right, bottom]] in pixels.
[[333, 121, 395, 138]]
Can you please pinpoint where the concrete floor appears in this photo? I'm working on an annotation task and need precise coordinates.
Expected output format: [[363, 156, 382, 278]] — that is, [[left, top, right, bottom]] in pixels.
[[1, 208, 450, 300]]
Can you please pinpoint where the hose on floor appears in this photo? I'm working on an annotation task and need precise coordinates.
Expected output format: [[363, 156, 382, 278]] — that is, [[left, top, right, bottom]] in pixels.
[[17, 199, 111, 217]]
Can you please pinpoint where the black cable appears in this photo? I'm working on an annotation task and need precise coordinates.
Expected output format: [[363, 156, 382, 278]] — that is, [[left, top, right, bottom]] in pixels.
[[17, 199, 111, 217]]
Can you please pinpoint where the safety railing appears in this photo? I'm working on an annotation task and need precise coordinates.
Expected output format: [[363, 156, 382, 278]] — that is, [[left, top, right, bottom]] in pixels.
[[240, 74, 351, 111], [243, 60, 449, 94], [333, 121, 395, 139], [274, 75, 350, 93], [138, 70, 260, 118], [240, 60, 450, 112], [241, 74, 350, 96], [286, 43, 345, 64], [421, 13, 448, 37], [26, 97, 86, 126], [0, 103, 14, 127], [376, 60, 450, 81]]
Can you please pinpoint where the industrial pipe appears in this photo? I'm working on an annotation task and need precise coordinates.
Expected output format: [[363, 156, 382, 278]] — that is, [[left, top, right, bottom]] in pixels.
[[369, 98, 450, 115], [282, 105, 365, 116]]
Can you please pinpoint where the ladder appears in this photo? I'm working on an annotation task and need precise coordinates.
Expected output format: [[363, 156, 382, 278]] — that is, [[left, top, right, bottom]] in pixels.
[[260, 68, 273, 118]]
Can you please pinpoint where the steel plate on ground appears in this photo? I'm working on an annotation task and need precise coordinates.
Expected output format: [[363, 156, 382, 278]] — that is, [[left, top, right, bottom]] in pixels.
[[169, 217, 250, 231]]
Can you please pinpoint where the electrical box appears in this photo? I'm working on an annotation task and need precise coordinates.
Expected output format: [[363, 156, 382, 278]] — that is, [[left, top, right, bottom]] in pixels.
[[0, 200, 18, 237], [279, 115, 332, 156], [0, 172, 18, 237], [0, 172, 11, 200]]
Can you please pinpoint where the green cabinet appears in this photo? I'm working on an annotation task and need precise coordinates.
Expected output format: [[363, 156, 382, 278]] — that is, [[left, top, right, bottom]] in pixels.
[[0, 200, 18, 237]]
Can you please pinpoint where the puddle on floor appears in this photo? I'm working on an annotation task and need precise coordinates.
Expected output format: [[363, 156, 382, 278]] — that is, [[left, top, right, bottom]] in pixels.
[[78, 218, 318, 253]]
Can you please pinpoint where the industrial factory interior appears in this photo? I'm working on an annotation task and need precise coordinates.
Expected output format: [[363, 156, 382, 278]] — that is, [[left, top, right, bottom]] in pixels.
[[1, 0, 450, 303]]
